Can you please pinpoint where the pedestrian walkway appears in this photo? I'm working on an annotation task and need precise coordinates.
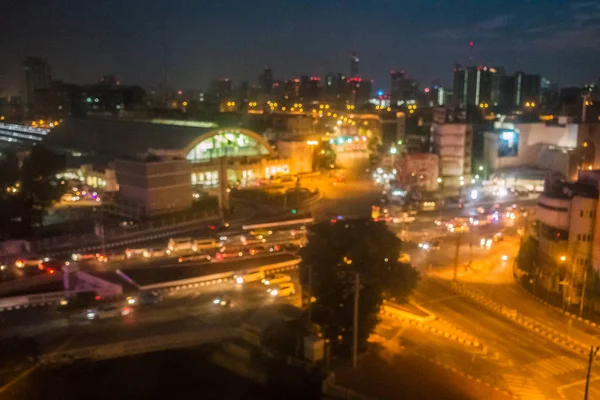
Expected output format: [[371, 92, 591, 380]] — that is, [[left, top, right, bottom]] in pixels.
[[502, 373, 547, 400], [525, 355, 587, 378]]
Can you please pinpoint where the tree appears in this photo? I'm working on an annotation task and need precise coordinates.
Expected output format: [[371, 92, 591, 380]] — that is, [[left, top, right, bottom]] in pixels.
[[299, 218, 418, 356], [517, 237, 539, 275], [0, 146, 65, 238]]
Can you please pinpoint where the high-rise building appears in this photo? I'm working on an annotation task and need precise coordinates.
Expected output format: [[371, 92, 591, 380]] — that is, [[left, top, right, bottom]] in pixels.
[[208, 78, 233, 102], [514, 72, 541, 108], [299, 76, 321, 101], [22, 57, 54, 116], [259, 68, 273, 95], [452, 64, 503, 108], [347, 77, 371, 105], [390, 70, 418, 106], [350, 52, 359, 78], [283, 79, 301, 100], [322, 73, 350, 106]]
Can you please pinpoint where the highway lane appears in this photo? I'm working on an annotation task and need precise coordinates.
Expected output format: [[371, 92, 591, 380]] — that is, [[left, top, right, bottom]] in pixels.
[[2, 269, 301, 349]]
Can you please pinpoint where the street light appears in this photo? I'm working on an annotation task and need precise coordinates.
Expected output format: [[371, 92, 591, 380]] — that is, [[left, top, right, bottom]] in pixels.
[[560, 255, 567, 262]]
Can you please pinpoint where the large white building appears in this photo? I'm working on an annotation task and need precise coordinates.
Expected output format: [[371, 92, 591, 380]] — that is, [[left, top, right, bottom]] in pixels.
[[46, 118, 315, 190], [536, 171, 600, 303], [483, 121, 579, 178]]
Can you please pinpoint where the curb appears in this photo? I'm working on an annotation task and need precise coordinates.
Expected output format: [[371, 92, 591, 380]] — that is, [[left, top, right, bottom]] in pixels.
[[521, 286, 600, 329], [382, 310, 483, 349], [436, 278, 590, 357]]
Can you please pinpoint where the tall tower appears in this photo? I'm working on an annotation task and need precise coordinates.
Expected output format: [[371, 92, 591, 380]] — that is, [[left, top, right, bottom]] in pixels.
[[350, 52, 359, 78]]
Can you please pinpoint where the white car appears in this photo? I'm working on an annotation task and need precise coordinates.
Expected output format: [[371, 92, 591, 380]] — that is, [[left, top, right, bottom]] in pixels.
[[261, 273, 291, 286], [86, 304, 132, 320], [235, 270, 265, 284], [15, 256, 43, 269], [268, 283, 296, 297]]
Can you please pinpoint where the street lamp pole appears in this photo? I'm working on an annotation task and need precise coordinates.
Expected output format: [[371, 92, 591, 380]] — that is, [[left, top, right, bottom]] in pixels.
[[453, 233, 461, 281], [352, 271, 360, 368], [585, 346, 600, 400]]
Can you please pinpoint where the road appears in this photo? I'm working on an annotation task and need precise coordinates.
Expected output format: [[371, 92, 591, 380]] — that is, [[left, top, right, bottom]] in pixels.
[[7, 151, 599, 399], [386, 211, 600, 399]]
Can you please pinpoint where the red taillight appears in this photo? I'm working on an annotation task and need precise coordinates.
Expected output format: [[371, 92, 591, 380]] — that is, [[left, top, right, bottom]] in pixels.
[[48, 268, 55, 274], [178, 257, 184, 263], [210, 225, 215, 230], [95, 295, 101, 301]]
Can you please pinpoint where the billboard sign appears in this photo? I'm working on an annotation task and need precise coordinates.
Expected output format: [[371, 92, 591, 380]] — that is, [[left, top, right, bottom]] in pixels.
[[498, 129, 519, 158]]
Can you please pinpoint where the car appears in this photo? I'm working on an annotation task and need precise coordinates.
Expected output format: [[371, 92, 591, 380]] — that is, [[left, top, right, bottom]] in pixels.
[[494, 232, 504, 242], [261, 273, 291, 286], [71, 253, 97, 262], [480, 238, 493, 249], [268, 283, 296, 297], [249, 229, 273, 239], [86, 304, 132, 320], [125, 248, 153, 259], [167, 237, 196, 253], [40, 259, 64, 274], [138, 291, 162, 305], [418, 240, 440, 251], [398, 253, 411, 264], [15, 256, 44, 269], [211, 295, 231, 307], [234, 270, 265, 284]]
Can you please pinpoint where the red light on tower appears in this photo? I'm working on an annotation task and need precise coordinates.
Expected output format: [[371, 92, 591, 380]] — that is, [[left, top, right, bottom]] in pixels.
[[469, 41, 474, 47]]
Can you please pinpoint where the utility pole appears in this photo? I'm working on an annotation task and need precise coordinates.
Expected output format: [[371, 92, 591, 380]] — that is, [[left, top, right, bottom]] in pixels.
[[307, 263, 313, 326], [585, 346, 599, 400], [352, 272, 360, 368], [581, 267, 589, 317], [453, 233, 461, 281]]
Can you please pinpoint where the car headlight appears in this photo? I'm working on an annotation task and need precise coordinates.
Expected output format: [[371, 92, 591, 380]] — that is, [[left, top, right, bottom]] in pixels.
[[264, 280, 270, 285], [86, 312, 95, 319], [60, 299, 68, 306], [127, 297, 136, 305], [270, 290, 278, 296], [236, 276, 244, 284], [213, 298, 220, 304]]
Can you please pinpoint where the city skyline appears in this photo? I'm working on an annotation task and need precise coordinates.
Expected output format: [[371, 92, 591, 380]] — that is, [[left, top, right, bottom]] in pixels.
[[2, 0, 600, 95]]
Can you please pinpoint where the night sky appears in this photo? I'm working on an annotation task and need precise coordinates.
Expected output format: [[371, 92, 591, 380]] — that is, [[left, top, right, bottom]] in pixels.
[[1, 0, 599, 94]]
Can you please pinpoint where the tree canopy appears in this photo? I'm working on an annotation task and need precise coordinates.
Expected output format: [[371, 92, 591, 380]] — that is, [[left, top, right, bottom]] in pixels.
[[0, 146, 66, 239], [517, 236, 539, 275], [299, 218, 418, 356]]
